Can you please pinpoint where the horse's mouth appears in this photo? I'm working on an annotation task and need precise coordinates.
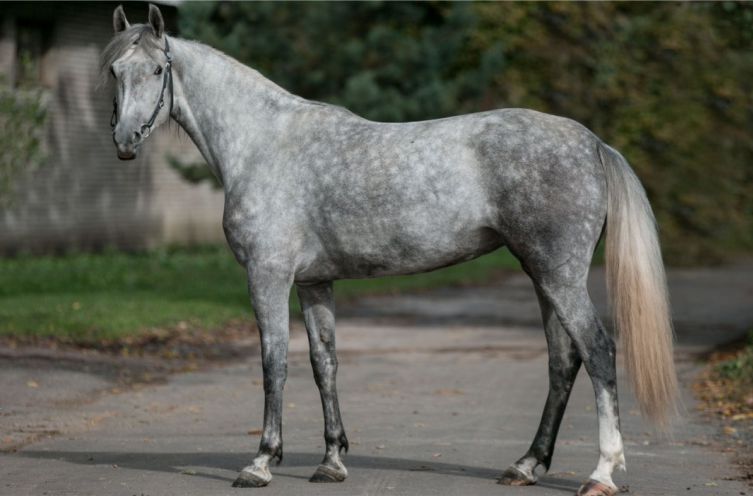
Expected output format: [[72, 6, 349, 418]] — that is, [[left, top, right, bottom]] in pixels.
[[117, 150, 137, 160], [116, 144, 138, 161]]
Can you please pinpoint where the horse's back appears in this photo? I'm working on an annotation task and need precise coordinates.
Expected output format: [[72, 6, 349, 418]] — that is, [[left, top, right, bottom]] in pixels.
[[251, 107, 607, 281]]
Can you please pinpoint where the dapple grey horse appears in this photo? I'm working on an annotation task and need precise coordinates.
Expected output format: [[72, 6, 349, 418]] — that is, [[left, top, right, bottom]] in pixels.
[[103, 6, 678, 496]]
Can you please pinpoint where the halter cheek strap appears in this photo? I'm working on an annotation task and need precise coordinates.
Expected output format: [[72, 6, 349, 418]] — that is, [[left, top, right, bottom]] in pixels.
[[111, 37, 174, 139]]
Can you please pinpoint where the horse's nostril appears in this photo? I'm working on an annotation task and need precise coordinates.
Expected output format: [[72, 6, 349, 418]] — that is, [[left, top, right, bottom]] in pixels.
[[133, 130, 142, 142]]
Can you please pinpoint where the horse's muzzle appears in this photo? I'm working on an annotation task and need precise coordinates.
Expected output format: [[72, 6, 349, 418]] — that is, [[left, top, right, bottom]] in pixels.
[[116, 144, 137, 161]]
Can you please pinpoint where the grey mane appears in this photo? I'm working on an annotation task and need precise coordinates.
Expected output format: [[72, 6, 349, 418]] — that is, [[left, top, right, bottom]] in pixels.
[[103, 24, 357, 118]]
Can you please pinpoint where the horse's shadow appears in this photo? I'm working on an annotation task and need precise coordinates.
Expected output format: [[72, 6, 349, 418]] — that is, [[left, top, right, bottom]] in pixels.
[[17, 449, 580, 491]]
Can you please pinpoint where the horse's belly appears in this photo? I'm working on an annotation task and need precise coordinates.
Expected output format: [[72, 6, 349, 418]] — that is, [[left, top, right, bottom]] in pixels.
[[297, 222, 504, 282]]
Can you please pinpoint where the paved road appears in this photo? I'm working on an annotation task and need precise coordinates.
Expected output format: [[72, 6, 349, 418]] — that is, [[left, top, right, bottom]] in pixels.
[[1, 265, 752, 496]]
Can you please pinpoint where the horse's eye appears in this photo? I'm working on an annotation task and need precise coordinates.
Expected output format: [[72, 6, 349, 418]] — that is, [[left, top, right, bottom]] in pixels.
[[154, 66, 163, 76], [110, 66, 116, 78]]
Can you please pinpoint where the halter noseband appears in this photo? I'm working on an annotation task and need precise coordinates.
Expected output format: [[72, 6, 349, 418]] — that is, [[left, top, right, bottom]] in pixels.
[[111, 37, 174, 139]]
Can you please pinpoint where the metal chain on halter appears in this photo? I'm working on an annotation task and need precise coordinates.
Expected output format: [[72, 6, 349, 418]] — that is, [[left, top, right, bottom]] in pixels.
[[111, 37, 174, 137]]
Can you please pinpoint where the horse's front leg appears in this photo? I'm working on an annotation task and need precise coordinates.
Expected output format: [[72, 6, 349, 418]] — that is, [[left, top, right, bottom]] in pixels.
[[296, 281, 349, 483], [233, 266, 293, 488]]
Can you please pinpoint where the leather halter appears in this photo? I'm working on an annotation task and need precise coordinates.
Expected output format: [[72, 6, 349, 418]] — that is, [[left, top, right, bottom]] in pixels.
[[111, 37, 174, 139]]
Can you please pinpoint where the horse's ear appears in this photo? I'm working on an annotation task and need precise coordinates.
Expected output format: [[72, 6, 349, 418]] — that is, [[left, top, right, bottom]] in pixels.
[[148, 4, 165, 38], [113, 5, 130, 33]]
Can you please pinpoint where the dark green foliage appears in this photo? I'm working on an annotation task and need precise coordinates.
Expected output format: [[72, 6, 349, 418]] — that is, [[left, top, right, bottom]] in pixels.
[[0, 65, 47, 204], [179, 1, 753, 264], [167, 155, 221, 188], [179, 2, 503, 122], [715, 332, 753, 382], [472, 2, 753, 264]]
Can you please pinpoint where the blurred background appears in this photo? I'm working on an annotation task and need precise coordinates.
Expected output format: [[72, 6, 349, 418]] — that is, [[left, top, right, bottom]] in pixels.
[[1, 1, 752, 347]]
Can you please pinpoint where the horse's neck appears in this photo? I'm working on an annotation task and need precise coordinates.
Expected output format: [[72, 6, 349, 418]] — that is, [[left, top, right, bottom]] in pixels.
[[169, 37, 301, 188]]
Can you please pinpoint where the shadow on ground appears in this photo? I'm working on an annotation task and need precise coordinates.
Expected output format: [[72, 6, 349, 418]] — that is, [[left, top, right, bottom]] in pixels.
[[18, 449, 579, 491]]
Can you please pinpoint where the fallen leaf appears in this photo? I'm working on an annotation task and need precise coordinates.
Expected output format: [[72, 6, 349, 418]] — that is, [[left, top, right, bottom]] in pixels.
[[247, 428, 263, 436], [433, 388, 464, 396], [26, 380, 39, 389], [731, 413, 753, 421]]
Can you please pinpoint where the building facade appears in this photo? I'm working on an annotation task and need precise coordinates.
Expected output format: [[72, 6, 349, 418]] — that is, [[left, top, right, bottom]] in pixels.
[[0, 1, 224, 255]]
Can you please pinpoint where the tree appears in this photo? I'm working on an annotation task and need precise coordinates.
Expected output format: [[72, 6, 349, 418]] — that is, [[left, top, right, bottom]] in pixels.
[[0, 56, 47, 205], [471, 2, 753, 263], [180, 2, 504, 121]]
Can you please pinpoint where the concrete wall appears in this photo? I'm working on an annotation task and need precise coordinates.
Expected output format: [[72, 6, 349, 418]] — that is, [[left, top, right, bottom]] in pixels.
[[0, 2, 224, 254]]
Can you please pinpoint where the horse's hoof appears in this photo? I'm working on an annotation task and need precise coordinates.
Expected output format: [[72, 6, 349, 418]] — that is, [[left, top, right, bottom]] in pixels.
[[498, 465, 537, 486], [576, 479, 618, 496], [232, 466, 272, 488], [309, 463, 347, 483]]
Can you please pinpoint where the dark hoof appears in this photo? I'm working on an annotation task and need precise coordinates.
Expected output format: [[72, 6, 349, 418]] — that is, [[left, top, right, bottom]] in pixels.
[[576, 479, 617, 496], [498, 465, 536, 486], [232, 470, 271, 488], [309, 464, 347, 483]]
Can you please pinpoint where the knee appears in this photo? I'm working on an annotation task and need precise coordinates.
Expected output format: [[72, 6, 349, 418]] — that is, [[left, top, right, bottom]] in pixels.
[[311, 353, 337, 386], [262, 364, 288, 391], [311, 351, 337, 372], [318, 323, 336, 344]]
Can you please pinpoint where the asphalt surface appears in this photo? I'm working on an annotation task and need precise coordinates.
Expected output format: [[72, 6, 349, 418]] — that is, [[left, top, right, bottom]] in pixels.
[[1, 264, 752, 496]]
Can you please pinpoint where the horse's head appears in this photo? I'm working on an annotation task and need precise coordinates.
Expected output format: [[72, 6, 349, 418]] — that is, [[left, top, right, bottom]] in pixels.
[[102, 4, 173, 160]]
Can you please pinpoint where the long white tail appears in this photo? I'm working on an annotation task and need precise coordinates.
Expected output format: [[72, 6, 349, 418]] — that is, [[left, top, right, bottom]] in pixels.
[[600, 143, 678, 425]]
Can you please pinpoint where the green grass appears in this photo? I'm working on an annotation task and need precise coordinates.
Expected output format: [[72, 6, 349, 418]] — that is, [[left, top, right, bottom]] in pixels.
[[0, 245, 520, 344], [715, 332, 753, 383]]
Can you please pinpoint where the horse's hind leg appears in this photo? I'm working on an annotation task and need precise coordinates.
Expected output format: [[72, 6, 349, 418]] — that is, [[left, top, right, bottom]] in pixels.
[[535, 267, 625, 496], [499, 287, 581, 485], [297, 282, 349, 483]]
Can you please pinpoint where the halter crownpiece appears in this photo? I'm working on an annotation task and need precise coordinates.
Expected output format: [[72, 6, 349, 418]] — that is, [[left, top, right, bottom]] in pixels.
[[111, 36, 174, 139]]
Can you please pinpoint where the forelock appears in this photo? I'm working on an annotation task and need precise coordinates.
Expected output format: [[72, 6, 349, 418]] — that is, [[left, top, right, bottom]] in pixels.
[[99, 24, 162, 87]]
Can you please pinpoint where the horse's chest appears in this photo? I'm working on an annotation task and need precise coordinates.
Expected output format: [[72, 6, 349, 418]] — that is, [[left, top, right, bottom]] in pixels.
[[221, 194, 297, 266]]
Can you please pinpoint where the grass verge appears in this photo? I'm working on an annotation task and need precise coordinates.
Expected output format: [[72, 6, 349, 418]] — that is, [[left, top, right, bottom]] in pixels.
[[0, 245, 520, 345], [695, 332, 753, 421], [694, 332, 753, 485]]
